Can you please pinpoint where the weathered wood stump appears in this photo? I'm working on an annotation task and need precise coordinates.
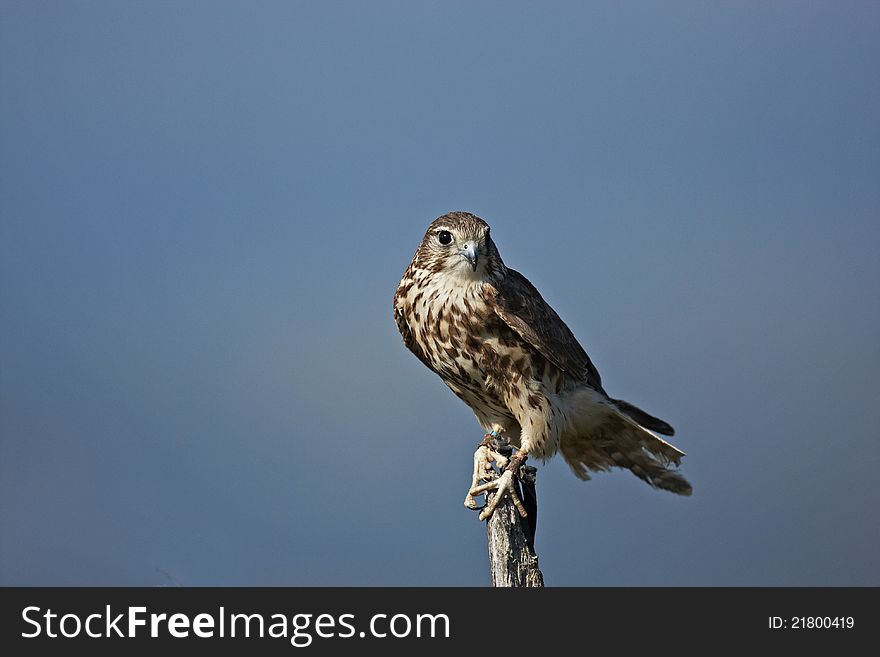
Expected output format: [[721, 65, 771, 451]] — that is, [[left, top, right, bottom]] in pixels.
[[482, 441, 544, 587]]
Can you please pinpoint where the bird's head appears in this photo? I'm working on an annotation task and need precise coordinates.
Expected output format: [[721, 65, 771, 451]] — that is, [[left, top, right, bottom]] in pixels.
[[414, 211, 503, 279]]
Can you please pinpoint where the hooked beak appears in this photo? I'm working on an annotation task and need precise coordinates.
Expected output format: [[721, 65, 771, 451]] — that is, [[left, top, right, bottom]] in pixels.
[[459, 242, 479, 271]]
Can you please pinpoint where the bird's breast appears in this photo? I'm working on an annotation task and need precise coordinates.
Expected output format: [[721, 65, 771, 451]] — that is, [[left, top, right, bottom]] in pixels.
[[407, 279, 491, 382]]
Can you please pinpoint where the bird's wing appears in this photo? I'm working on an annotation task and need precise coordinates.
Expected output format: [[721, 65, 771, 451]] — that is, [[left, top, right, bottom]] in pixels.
[[393, 302, 434, 371], [486, 268, 604, 391]]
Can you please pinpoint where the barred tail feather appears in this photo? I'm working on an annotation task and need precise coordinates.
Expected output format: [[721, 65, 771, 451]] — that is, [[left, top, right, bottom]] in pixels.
[[619, 447, 693, 495], [559, 391, 692, 496]]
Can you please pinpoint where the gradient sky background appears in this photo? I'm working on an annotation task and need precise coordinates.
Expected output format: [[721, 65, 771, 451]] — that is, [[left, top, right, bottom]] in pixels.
[[2, 1, 878, 586]]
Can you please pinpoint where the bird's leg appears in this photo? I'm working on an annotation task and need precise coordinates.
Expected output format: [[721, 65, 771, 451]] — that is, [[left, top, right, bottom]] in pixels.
[[473, 448, 529, 521], [465, 430, 529, 520], [505, 449, 528, 475], [463, 440, 495, 510]]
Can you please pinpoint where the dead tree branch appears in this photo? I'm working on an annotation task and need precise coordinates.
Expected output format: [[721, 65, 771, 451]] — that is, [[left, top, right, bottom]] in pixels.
[[479, 438, 544, 587]]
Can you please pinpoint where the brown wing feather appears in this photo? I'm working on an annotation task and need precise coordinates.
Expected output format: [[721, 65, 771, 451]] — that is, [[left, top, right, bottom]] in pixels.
[[487, 269, 604, 392], [393, 302, 434, 371]]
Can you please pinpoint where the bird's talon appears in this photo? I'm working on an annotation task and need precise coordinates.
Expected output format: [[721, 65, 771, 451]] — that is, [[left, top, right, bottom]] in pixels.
[[474, 468, 527, 521], [463, 494, 481, 510]]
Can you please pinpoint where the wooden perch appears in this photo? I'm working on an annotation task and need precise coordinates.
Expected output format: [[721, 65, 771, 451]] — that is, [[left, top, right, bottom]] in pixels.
[[480, 440, 545, 587]]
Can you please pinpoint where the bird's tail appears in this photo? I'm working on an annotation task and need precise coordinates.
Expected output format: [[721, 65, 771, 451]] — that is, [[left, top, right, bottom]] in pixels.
[[611, 398, 675, 436], [559, 391, 692, 495]]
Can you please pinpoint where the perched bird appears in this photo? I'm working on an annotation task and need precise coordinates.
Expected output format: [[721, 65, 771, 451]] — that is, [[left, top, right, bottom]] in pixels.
[[394, 212, 691, 519]]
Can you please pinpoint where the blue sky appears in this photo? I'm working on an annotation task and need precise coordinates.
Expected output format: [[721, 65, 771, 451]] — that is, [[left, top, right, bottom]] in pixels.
[[1, 1, 878, 585]]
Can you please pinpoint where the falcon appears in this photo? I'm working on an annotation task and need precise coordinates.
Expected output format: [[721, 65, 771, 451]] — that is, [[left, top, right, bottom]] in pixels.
[[393, 212, 691, 519]]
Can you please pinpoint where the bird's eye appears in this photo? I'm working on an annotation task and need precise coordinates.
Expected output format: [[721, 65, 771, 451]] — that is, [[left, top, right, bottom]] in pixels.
[[437, 230, 453, 245]]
